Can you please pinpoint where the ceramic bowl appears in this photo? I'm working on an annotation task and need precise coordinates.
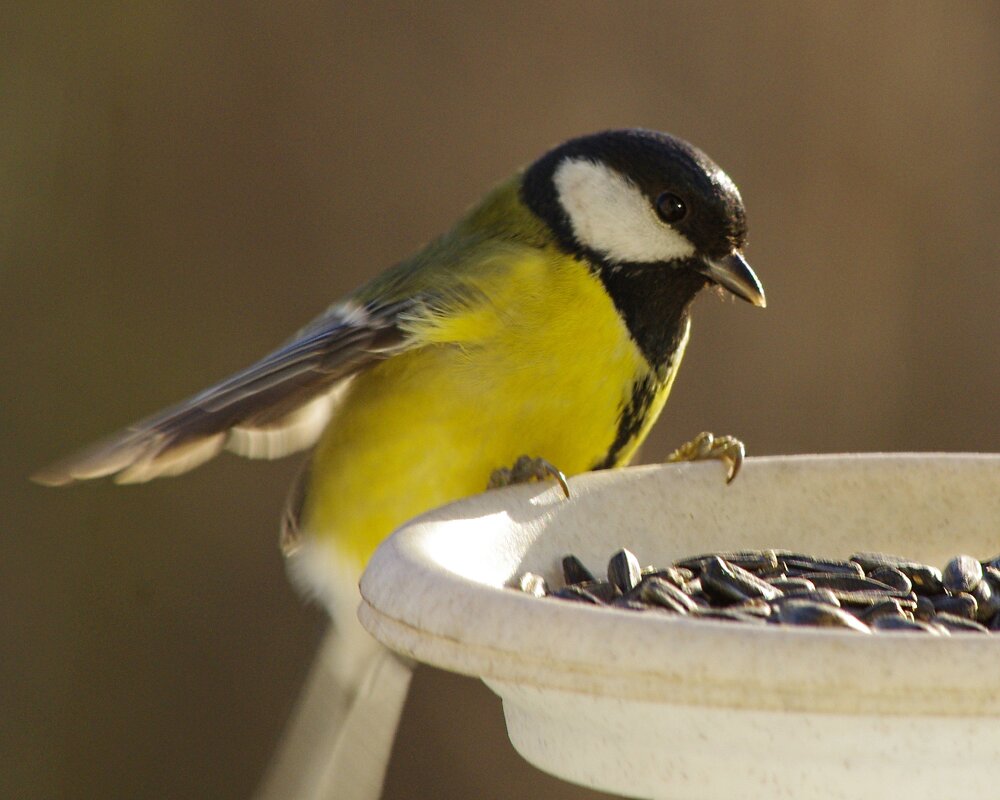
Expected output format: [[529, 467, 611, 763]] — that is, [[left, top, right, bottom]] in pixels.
[[359, 454, 1000, 799]]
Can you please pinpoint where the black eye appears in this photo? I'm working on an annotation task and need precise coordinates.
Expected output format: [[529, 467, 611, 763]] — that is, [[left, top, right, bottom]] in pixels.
[[655, 192, 686, 224]]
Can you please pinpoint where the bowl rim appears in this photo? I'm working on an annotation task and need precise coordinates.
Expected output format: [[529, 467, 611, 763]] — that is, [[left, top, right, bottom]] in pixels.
[[359, 453, 1000, 716]]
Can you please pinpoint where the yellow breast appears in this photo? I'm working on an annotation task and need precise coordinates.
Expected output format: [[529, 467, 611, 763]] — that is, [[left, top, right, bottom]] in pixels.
[[302, 250, 687, 567]]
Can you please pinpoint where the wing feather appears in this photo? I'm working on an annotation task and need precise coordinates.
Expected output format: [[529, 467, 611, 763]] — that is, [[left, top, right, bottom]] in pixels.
[[33, 300, 417, 486]]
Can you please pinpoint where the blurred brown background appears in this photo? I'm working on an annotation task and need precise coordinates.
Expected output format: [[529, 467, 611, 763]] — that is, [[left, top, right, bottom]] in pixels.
[[4, 2, 999, 798]]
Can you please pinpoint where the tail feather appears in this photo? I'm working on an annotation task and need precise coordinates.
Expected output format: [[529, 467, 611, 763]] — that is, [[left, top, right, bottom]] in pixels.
[[256, 629, 414, 800]]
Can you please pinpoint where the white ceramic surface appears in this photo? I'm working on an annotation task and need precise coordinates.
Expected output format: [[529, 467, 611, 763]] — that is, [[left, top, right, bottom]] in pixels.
[[358, 454, 1000, 799]]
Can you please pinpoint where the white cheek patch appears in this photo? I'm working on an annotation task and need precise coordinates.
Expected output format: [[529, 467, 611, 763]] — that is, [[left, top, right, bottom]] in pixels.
[[553, 157, 696, 264]]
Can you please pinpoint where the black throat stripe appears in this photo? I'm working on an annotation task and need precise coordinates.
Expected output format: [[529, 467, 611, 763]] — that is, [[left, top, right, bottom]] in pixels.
[[592, 371, 660, 470], [598, 261, 706, 370], [591, 262, 706, 470]]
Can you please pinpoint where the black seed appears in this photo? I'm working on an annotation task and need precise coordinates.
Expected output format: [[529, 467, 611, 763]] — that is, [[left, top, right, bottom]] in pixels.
[[550, 585, 602, 604], [805, 573, 905, 595], [934, 612, 989, 634], [771, 589, 840, 610], [562, 554, 595, 585], [641, 566, 693, 587], [857, 598, 906, 622], [907, 565, 945, 595], [575, 580, 619, 603], [850, 552, 918, 571], [849, 553, 913, 573], [984, 565, 1000, 590], [607, 548, 642, 594], [932, 593, 977, 620], [914, 595, 936, 621], [867, 567, 912, 594], [781, 557, 864, 577], [830, 590, 914, 609], [851, 553, 944, 593], [730, 598, 773, 617], [674, 549, 780, 575], [638, 576, 697, 613], [681, 577, 712, 606], [766, 576, 816, 593], [872, 616, 946, 635], [981, 554, 1000, 571], [701, 556, 782, 603], [969, 579, 998, 622], [776, 600, 871, 632], [942, 555, 983, 594]]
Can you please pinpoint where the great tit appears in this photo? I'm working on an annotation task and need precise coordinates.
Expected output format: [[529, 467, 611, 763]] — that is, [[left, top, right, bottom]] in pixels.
[[35, 128, 764, 798]]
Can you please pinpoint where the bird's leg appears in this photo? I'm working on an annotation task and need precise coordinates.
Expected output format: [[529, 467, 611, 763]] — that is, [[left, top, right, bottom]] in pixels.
[[666, 431, 745, 484], [487, 455, 570, 498]]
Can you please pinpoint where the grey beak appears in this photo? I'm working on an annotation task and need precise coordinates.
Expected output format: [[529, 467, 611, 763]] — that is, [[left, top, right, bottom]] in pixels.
[[702, 251, 766, 308]]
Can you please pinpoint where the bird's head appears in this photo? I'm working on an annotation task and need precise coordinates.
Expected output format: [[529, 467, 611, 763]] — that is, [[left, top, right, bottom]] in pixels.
[[521, 129, 765, 308]]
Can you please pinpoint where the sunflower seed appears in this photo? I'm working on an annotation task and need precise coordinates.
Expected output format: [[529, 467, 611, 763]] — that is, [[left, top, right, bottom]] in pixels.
[[575, 580, 619, 603], [907, 565, 945, 595], [806, 573, 904, 595], [914, 594, 936, 621], [830, 589, 911, 608], [641, 566, 694, 587], [731, 598, 774, 617], [702, 556, 783, 602], [932, 593, 978, 620], [971, 577, 1000, 622], [776, 600, 871, 632], [984, 565, 1000, 590], [562, 554, 595, 585], [674, 549, 780, 574], [550, 585, 602, 604], [934, 613, 989, 634], [766, 576, 816, 593], [638, 576, 697, 613], [851, 553, 944, 593], [782, 557, 864, 577], [771, 589, 840, 610], [981, 554, 1000, 571], [872, 615, 947, 635], [607, 548, 642, 594], [857, 598, 907, 622], [943, 555, 983, 594], [850, 552, 917, 571], [867, 566, 912, 594]]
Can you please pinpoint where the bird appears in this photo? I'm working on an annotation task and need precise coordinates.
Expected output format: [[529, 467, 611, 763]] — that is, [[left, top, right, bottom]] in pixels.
[[34, 128, 765, 799]]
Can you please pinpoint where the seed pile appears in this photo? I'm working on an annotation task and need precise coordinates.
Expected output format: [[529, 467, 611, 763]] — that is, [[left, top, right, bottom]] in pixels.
[[515, 549, 1000, 634]]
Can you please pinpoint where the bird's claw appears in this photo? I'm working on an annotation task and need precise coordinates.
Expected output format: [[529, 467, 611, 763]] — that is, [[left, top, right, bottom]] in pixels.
[[488, 455, 570, 498], [666, 431, 745, 483]]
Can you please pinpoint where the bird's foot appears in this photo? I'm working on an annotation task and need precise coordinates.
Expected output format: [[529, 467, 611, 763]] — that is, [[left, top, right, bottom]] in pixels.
[[487, 455, 570, 498], [666, 431, 745, 484]]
